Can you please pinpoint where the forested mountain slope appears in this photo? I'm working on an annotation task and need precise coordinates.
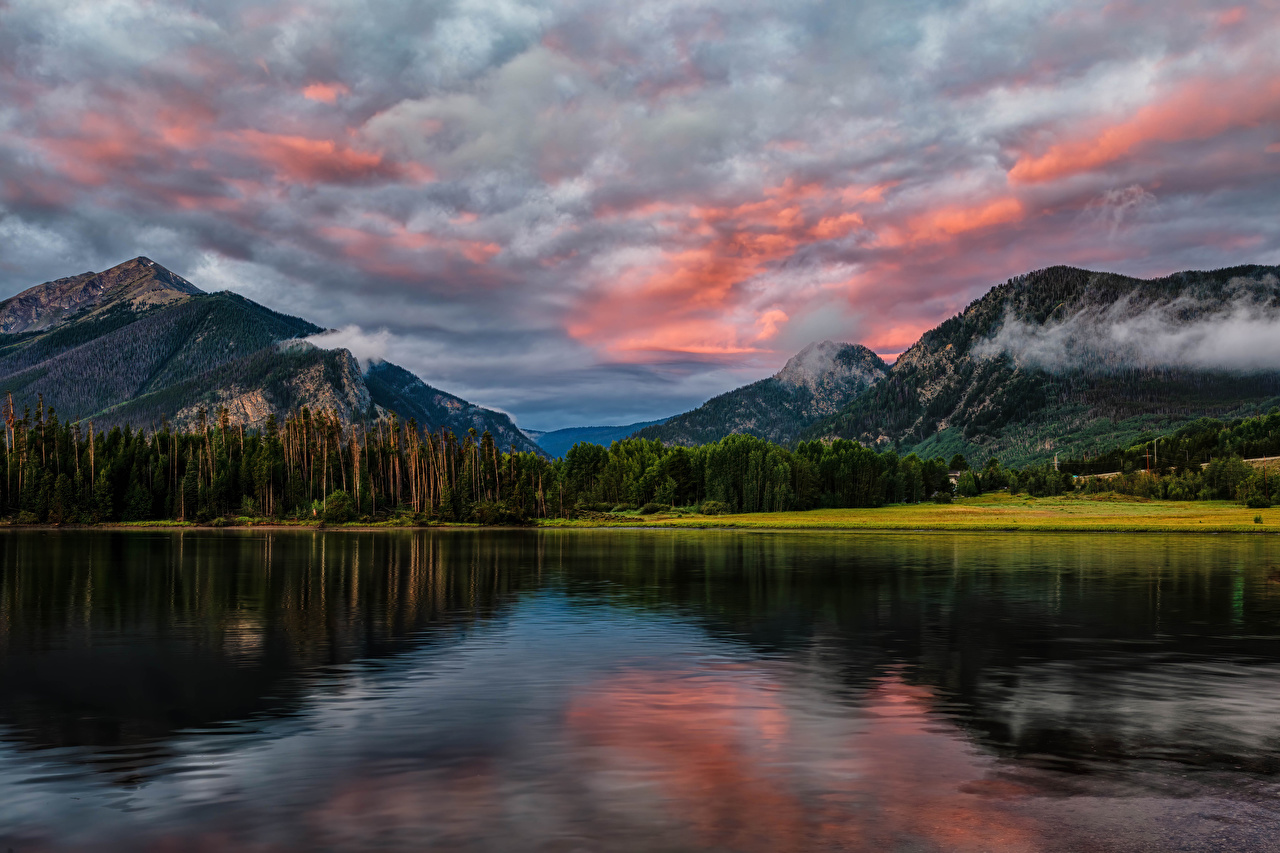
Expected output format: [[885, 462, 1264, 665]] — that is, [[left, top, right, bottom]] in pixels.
[[635, 341, 887, 446], [0, 258, 542, 450], [806, 265, 1280, 465], [364, 361, 540, 453]]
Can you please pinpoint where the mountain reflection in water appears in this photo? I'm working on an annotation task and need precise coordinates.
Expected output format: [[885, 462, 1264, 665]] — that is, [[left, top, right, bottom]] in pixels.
[[2, 529, 1280, 851]]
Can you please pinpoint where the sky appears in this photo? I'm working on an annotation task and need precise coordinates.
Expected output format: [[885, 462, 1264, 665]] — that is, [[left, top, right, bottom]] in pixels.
[[1, 0, 1279, 430]]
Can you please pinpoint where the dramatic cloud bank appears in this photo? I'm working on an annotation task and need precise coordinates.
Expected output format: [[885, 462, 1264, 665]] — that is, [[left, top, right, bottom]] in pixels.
[[978, 278, 1280, 372], [2, 0, 1279, 426]]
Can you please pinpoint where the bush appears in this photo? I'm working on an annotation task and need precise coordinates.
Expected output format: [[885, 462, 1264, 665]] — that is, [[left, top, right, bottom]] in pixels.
[[1255, 515, 1264, 524], [322, 490, 356, 524], [699, 500, 728, 516], [472, 501, 529, 526], [932, 491, 953, 504], [638, 502, 665, 515], [15, 510, 39, 525], [208, 516, 229, 528], [1247, 495, 1272, 509], [610, 504, 636, 513]]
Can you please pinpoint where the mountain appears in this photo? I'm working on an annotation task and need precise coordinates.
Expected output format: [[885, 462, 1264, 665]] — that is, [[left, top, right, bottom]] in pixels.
[[0, 257, 202, 333], [0, 257, 542, 453], [528, 418, 670, 458], [363, 361, 535, 451], [805, 264, 1280, 465], [634, 341, 888, 446]]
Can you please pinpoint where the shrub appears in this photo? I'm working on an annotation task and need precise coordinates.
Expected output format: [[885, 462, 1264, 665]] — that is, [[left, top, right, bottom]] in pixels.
[[610, 504, 635, 513], [472, 501, 529, 526], [15, 510, 39, 525], [699, 500, 728, 516], [638, 502, 665, 515], [1255, 515, 1264, 524], [932, 491, 953, 504], [322, 490, 356, 524], [1246, 495, 1273, 510]]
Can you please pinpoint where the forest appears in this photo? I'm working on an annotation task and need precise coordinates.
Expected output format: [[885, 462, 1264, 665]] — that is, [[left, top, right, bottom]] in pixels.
[[0, 398, 1273, 526], [1057, 409, 1280, 506]]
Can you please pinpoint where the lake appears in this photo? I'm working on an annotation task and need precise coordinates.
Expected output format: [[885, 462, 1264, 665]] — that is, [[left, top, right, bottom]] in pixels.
[[2, 529, 1280, 851]]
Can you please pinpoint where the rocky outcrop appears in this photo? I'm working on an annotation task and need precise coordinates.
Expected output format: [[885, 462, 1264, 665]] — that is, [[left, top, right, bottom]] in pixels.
[[0, 257, 201, 333], [170, 348, 374, 430]]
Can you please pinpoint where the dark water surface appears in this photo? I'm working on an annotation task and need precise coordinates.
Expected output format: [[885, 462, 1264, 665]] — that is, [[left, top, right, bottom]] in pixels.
[[3, 530, 1280, 852]]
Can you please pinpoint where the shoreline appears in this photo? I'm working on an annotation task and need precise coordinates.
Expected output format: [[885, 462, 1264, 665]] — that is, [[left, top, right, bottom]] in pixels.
[[1, 494, 1275, 536]]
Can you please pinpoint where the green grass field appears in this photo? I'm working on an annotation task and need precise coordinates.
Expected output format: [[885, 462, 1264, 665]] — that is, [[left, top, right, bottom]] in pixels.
[[539, 493, 1280, 533]]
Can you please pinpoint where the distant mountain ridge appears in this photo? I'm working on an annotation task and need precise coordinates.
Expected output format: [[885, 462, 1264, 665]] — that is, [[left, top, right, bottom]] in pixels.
[[0, 257, 542, 453], [635, 341, 888, 446], [528, 418, 670, 458], [805, 264, 1280, 465]]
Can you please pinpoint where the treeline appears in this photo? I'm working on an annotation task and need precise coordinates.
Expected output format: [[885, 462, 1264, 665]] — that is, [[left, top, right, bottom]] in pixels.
[[0, 398, 973, 525], [1061, 409, 1280, 506], [2, 398, 1273, 526], [1060, 410, 1280, 475]]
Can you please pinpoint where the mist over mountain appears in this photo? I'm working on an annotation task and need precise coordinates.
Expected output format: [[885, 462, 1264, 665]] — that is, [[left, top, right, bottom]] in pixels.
[[0, 258, 541, 453], [635, 341, 888, 446], [806, 265, 1280, 465], [975, 276, 1280, 373]]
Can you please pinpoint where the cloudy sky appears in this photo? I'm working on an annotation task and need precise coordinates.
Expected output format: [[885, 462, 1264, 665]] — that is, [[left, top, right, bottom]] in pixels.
[[2, 0, 1278, 429]]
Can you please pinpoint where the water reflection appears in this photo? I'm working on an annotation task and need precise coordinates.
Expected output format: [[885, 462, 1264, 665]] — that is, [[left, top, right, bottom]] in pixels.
[[1, 529, 1279, 851]]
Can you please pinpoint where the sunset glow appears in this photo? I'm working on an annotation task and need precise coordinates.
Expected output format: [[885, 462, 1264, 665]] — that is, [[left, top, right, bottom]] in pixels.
[[1, 0, 1278, 426]]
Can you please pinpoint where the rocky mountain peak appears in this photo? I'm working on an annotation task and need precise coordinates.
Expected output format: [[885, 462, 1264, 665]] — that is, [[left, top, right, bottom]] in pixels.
[[774, 340, 888, 392], [0, 256, 202, 334]]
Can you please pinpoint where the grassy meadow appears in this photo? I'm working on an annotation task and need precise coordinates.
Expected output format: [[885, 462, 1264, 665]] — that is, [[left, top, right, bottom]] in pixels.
[[539, 492, 1280, 533]]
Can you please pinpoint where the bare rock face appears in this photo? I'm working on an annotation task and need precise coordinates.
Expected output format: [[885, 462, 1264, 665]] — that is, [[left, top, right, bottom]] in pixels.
[[286, 349, 373, 422], [0, 257, 202, 333], [172, 348, 374, 430]]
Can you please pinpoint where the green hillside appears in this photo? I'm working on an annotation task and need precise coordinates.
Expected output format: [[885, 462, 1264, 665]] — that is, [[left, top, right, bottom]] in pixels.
[[806, 265, 1280, 465]]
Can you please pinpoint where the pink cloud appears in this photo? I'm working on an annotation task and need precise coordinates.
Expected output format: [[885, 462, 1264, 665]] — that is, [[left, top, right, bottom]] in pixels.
[[1009, 73, 1280, 184], [302, 82, 350, 104]]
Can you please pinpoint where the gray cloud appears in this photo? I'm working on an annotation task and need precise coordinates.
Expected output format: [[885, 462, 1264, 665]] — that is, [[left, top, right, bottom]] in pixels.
[[1, 0, 1279, 428]]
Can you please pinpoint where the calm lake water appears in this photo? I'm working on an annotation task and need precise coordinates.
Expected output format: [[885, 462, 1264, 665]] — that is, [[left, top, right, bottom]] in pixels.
[[3, 530, 1280, 852]]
